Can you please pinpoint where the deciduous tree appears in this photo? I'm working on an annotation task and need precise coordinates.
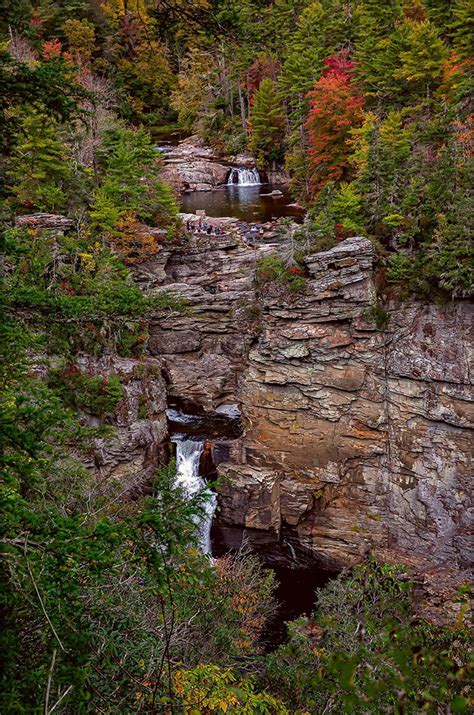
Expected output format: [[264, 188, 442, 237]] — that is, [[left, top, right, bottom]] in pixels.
[[306, 52, 364, 196]]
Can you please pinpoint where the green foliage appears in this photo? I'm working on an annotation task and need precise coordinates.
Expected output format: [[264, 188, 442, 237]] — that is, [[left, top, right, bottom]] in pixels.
[[48, 367, 124, 417], [1, 5, 473, 711], [248, 78, 286, 167], [387, 252, 417, 284], [309, 181, 365, 244], [264, 558, 473, 713], [256, 254, 307, 294], [5, 109, 72, 212], [174, 663, 287, 713], [280, 1, 332, 119], [394, 19, 448, 94], [354, 0, 404, 96], [92, 126, 178, 233], [363, 303, 390, 330], [423, 199, 474, 298], [3, 226, 157, 356], [0, 49, 86, 155], [0, 318, 104, 501], [450, 0, 474, 59]]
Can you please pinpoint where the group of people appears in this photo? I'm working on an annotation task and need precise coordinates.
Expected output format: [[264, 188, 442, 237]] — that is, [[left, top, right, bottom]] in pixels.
[[185, 218, 225, 236]]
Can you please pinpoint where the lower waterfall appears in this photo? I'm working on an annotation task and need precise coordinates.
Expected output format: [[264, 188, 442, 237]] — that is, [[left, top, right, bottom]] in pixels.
[[227, 166, 261, 186], [172, 436, 216, 555]]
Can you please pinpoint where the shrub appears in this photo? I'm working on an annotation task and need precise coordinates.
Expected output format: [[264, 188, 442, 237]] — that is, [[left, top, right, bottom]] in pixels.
[[48, 366, 124, 417], [263, 558, 472, 714], [363, 302, 390, 330], [256, 254, 307, 294]]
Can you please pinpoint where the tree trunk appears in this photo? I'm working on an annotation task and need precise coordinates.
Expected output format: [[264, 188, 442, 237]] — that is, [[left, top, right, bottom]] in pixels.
[[237, 76, 247, 129]]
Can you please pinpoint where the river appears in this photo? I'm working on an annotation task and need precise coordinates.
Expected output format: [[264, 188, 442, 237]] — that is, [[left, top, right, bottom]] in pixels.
[[181, 184, 304, 223], [155, 130, 305, 223]]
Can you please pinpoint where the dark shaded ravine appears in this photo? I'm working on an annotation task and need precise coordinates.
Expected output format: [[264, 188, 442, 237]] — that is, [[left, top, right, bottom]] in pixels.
[[167, 409, 337, 648]]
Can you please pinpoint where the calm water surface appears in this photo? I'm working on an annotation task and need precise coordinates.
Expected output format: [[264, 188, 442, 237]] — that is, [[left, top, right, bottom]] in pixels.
[[181, 185, 304, 223]]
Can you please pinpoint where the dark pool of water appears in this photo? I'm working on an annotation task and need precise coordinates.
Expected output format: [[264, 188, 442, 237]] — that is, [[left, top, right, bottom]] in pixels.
[[181, 185, 305, 223], [263, 565, 336, 651], [152, 127, 189, 149]]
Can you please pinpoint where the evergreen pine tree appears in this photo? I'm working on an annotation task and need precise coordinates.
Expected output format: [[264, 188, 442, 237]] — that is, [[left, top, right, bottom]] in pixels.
[[92, 126, 178, 241], [394, 19, 448, 95], [280, 2, 331, 114], [424, 0, 456, 36], [248, 78, 286, 167], [354, 0, 403, 97], [6, 109, 71, 212], [450, 0, 474, 59]]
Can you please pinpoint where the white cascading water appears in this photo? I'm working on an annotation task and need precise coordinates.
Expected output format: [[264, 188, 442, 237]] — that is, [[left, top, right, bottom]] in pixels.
[[227, 167, 261, 186], [172, 436, 216, 555]]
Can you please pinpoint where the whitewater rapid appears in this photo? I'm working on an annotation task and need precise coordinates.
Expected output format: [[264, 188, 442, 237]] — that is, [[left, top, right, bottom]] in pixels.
[[172, 436, 216, 555]]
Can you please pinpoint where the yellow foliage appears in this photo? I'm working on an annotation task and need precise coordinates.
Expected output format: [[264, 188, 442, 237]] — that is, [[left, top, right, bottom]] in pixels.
[[173, 664, 287, 714], [107, 211, 161, 265]]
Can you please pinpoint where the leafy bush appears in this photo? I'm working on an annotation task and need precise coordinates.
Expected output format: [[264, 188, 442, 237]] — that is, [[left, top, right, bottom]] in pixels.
[[363, 302, 390, 330], [256, 254, 307, 294], [91, 126, 179, 237], [2, 226, 172, 356], [173, 664, 287, 714], [48, 366, 124, 417], [263, 558, 472, 714]]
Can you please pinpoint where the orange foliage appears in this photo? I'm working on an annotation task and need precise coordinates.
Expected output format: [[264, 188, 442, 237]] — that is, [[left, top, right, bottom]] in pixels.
[[107, 211, 162, 265], [451, 115, 474, 158], [245, 54, 279, 105], [305, 51, 364, 197], [440, 50, 473, 102], [42, 38, 74, 64]]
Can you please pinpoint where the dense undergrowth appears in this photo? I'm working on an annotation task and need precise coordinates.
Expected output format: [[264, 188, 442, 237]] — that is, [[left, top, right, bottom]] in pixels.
[[0, 1, 473, 712]]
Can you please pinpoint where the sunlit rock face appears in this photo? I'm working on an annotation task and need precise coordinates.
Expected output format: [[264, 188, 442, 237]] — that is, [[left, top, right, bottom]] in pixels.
[[149, 233, 473, 573], [159, 136, 230, 191]]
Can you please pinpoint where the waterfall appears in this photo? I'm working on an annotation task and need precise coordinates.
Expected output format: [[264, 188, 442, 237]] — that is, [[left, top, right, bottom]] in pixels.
[[172, 436, 216, 555], [227, 167, 261, 186]]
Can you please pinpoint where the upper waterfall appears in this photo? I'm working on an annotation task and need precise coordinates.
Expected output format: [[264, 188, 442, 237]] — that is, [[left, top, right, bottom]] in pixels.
[[172, 436, 216, 555], [227, 167, 261, 186]]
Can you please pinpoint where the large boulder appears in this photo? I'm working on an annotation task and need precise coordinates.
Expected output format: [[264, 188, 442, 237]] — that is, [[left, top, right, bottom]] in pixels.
[[160, 137, 230, 191]]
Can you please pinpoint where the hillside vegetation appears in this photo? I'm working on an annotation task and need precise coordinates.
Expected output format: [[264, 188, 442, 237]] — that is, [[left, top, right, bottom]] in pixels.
[[0, 1, 472, 712]]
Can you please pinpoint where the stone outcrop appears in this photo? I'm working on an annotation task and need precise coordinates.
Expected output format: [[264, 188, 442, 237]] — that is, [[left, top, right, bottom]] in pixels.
[[151, 232, 473, 574], [160, 136, 230, 191], [76, 355, 168, 493], [158, 136, 290, 191], [24, 213, 471, 579], [144, 234, 277, 410], [16, 213, 74, 233]]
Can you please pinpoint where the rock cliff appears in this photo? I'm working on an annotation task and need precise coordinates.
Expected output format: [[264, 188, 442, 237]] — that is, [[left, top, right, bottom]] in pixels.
[[159, 136, 231, 191], [25, 214, 472, 577], [148, 233, 473, 573]]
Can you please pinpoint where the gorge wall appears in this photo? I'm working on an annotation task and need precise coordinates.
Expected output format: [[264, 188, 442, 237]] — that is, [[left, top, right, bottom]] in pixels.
[[141, 233, 472, 574], [35, 214, 471, 577]]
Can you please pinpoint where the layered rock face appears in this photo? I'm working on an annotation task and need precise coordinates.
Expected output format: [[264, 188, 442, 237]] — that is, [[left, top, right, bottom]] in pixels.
[[159, 136, 230, 191], [151, 234, 473, 572], [78, 355, 168, 493], [158, 136, 290, 191], [143, 234, 276, 411]]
